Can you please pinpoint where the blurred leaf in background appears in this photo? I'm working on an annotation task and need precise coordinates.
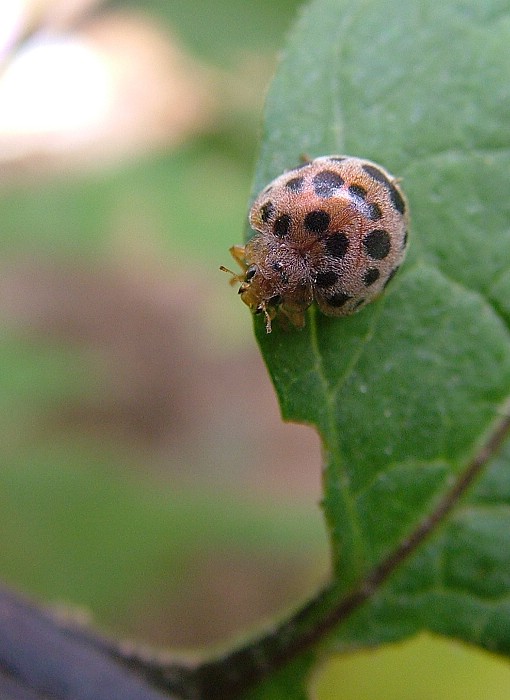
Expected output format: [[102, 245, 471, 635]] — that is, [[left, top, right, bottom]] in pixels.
[[0, 0, 327, 651]]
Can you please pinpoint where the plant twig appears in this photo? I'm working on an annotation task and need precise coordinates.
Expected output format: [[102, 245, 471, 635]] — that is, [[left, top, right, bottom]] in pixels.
[[127, 411, 510, 699]]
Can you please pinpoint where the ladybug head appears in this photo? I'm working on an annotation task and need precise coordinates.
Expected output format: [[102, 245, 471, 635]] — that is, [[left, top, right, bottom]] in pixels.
[[237, 264, 282, 332]]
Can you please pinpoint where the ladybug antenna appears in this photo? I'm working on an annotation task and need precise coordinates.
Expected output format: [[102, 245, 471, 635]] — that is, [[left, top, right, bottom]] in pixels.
[[220, 265, 243, 287], [220, 265, 236, 277]]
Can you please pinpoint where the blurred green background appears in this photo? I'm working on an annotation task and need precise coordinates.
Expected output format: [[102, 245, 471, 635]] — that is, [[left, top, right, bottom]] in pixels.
[[1, 1, 510, 698]]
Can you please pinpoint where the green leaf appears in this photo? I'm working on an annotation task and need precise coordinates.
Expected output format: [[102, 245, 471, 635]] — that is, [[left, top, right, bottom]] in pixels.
[[242, 656, 315, 700], [241, 0, 510, 688]]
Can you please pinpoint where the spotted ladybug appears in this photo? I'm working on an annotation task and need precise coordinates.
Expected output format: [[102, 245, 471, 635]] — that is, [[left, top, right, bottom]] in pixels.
[[222, 155, 409, 332]]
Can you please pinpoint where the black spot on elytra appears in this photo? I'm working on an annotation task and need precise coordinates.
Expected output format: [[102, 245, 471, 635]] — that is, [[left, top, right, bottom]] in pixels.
[[273, 214, 292, 238], [368, 203, 382, 221], [325, 232, 349, 259], [348, 184, 367, 199], [304, 209, 331, 233], [285, 176, 304, 192], [354, 298, 366, 309], [390, 186, 406, 214], [315, 270, 338, 288], [403, 230, 409, 248], [362, 163, 406, 215], [363, 229, 391, 259], [362, 163, 392, 187], [363, 268, 380, 286], [327, 291, 351, 308], [260, 202, 274, 222], [312, 171, 344, 198]]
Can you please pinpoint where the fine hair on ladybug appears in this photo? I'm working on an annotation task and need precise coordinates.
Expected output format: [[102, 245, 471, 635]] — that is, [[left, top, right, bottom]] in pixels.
[[221, 155, 409, 333]]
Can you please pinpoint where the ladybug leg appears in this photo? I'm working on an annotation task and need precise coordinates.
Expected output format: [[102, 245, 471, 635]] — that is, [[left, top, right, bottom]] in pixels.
[[280, 305, 306, 330], [262, 304, 274, 334], [230, 245, 248, 270], [263, 305, 274, 333], [252, 301, 274, 333], [220, 245, 248, 286]]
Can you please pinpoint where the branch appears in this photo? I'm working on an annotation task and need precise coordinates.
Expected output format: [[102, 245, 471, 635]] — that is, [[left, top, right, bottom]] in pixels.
[[0, 586, 177, 700], [2, 414, 508, 700], [127, 412, 510, 699]]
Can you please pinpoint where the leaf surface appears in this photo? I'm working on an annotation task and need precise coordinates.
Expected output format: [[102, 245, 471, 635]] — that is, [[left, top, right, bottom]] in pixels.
[[248, 0, 510, 668]]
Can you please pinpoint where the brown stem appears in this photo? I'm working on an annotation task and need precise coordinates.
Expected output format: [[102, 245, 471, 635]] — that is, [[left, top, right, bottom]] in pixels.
[[117, 412, 510, 699]]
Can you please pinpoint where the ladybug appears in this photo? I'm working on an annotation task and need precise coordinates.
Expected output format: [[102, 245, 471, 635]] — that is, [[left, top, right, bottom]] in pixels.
[[222, 155, 409, 333]]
